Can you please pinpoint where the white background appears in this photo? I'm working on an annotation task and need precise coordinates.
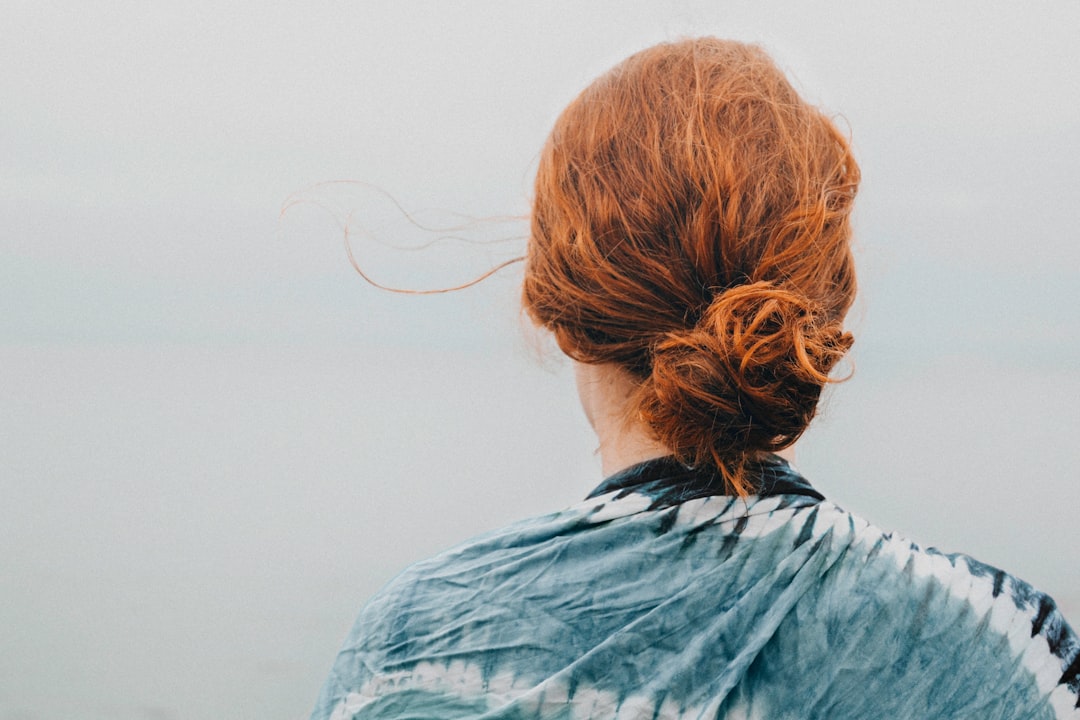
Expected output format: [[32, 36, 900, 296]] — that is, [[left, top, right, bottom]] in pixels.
[[2, 2, 1078, 718]]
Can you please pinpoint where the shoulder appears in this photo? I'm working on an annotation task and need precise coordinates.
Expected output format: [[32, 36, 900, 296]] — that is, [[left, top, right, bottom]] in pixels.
[[794, 503, 1080, 718], [314, 493, 1080, 719]]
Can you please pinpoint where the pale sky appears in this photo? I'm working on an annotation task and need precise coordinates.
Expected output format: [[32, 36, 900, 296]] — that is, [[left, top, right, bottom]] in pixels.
[[3, 0, 1079, 347], [2, 3, 1078, 718]]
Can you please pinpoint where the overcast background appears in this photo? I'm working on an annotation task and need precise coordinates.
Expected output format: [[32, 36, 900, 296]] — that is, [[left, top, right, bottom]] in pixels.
[[2, 2, 1079, 719]]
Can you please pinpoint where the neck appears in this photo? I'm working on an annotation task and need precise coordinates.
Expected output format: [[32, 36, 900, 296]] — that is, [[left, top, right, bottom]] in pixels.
[[573, 361, 800, 478], [574, 362, 672, 477]]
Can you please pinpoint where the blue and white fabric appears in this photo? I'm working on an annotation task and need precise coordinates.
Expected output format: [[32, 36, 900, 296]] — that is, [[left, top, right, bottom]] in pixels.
[[312, 457, 1080, 719]]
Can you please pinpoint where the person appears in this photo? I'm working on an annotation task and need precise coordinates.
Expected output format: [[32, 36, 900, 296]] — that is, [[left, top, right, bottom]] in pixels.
[[310, 38, 1079, 719]]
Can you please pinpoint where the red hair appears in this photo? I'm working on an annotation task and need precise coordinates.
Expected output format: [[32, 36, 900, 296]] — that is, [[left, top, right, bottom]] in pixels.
[[522, 38, 859, 495]]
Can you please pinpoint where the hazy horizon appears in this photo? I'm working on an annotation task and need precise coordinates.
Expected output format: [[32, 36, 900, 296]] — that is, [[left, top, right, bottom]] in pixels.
[[2, 2, 1078, 718]]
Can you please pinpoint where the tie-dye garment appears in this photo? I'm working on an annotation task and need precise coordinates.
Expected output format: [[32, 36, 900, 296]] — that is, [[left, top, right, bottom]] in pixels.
[[312, 457, 1080, 719]]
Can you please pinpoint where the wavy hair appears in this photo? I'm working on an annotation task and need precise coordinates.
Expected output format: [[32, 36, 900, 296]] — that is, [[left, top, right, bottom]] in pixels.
[[522, 38, 859, 495]]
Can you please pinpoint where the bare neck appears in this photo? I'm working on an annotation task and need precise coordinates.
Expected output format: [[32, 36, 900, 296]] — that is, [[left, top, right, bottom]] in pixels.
[[574, 362, 671, 478], [573, 361, 799, 478]]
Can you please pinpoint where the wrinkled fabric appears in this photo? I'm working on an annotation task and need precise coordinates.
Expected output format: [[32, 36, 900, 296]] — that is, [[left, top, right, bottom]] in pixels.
[[312, 457, 1080, 719]]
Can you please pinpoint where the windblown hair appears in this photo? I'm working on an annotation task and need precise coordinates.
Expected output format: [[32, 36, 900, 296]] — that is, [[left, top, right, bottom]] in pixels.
[[523, 38, 859, 495]]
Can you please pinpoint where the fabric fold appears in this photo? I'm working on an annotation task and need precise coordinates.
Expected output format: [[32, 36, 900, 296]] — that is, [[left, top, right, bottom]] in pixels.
[[312, 459, 1080, 719]]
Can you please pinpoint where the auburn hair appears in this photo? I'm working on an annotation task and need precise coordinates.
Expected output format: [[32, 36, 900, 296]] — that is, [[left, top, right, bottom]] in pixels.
[[522, 38, 859, 496]]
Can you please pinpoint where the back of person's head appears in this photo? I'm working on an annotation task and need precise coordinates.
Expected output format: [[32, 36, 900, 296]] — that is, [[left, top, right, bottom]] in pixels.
[[522, 37, 860, 495]]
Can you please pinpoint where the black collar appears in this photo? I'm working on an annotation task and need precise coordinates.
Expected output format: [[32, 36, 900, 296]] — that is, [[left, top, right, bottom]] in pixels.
[[586, 454, 824, 510]]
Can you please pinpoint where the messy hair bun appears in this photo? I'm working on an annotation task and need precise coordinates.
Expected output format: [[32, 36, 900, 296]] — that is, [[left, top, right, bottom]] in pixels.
[[523, 38, 859, 495], [639, 283, 853, 494]]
